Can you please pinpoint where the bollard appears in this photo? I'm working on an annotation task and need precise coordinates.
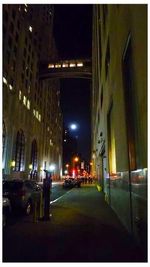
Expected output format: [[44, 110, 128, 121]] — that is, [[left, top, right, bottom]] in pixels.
[[43, 171, 52, 220], [39, 191, 44, 219]]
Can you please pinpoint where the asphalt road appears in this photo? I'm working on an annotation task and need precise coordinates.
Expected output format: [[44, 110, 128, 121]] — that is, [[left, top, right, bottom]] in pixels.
[[3, 183, 146, 262]]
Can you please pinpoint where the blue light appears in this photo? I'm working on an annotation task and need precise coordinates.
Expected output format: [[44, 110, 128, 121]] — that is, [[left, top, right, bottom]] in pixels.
[[70, 124, 77, 130]]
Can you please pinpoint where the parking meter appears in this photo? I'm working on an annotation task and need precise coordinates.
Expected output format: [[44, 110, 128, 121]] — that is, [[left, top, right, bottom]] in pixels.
[[43, 171, 52, 220]]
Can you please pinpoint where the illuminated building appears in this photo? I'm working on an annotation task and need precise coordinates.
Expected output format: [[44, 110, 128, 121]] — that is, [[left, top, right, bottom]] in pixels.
[[92, 4, 147, 245], [3, 4, 63, 180]]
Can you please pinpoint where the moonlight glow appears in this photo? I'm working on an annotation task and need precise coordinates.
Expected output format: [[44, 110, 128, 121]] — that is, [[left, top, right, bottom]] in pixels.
[[70, 124, 77, 130]]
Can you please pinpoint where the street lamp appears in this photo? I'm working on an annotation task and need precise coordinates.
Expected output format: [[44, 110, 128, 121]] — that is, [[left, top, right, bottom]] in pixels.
[[49, 164, 55, 172], [74, 157, 79, 162]]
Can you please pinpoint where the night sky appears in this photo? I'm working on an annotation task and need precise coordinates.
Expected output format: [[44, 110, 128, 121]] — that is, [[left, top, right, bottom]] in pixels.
[[53, 5, 92, 161]]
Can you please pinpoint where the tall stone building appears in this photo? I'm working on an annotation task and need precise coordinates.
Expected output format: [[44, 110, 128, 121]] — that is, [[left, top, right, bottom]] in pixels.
[[92, 4, 147, 246], [3, 4, 63, 181]]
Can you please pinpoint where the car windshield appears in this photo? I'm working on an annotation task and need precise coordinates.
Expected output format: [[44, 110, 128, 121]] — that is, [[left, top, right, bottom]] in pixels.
[[3, 181, 23, 192]]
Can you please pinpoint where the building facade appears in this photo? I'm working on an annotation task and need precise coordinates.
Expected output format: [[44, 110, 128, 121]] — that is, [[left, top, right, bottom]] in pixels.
[[92, 4, 147, 246], [3, 4, 63, 181]]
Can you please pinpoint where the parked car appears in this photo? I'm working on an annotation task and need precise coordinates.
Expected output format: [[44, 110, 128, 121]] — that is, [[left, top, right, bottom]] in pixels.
[[62, 177, 81, 189], [3, 179, 42, 215], [3, 196, 11, 227]]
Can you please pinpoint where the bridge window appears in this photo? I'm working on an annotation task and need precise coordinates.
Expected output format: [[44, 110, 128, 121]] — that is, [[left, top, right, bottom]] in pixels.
[[48, 64, 54, 68], [77, 62, 83, 67], [62, 63, 68, 68], [70, 63, 76, 67], [55, 64, 61, 68]]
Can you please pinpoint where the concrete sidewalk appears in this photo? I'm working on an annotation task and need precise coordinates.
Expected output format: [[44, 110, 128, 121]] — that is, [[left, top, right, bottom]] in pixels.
[[3, 184, 147, 262]]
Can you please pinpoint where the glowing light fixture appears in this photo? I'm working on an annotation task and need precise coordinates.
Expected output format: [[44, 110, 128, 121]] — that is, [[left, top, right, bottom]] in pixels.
[[29, 164, 33, 170], [29, 26, 32, 32], [74, 157, 79, 162], [55, 64, 61, 68], [11, 160, 16, 167], [9, 84, 13, 90], [48, 64, 54, 68], [49, 164, 55, 172], [62, 63, 68, 68], [3, 77, 7, 85], [19, 90, 22, 100], [69, 63, 76, 67], [77, 62, 83, 67]]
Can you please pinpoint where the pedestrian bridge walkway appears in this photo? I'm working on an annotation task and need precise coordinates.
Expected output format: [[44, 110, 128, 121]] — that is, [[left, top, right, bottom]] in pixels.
[[39, 58, 92, 80]]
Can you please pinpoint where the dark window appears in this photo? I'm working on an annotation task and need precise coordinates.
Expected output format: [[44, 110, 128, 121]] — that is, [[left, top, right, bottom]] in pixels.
[[103, 4, 108, 34], [22, 60, 25, 70], [25, 79, 28, 88], [8, 36, 12, 48], [24, 48, 26, 57], [6, 51, 10, 63], [21, 73, 24, 82], [12, 9, 16, 20], [30, 139, 38, 171], [3, 10, 8, 22], [15, 130, 25, 171], [27, 55, 30, 63], [15, 32, 19, 42], [14, 46, 17, 57], [25, 37, 27, 45], [10, 22, 14, 33], [17, 20, 20, 29]]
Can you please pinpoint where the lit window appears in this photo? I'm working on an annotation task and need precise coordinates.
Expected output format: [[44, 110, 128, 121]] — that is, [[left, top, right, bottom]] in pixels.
[[62, 63, 68, 68], [33, 109, 36, 116], [23, 96, 26, 105], [69, 63, 76, 67], [50, 139, 53, 146], [29, 26, 32, 32], [55, 64, 61, 68], [27, 99, 30, 110], [36, 110, 39, 119], [38, 114, 41, 122], [3, 77, 7, 85], [9, 84, 13, 90], [77, 62, 83, 67], [64, 139, 66, 142], [19, 90, 22, 100], [48, 64, 54, 68]]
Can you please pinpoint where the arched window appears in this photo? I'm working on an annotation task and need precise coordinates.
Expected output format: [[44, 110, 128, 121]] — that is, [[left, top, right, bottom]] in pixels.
[[31, 139, 37, 171], [3, 121, 6, 162], [15, 130, 25, 171]]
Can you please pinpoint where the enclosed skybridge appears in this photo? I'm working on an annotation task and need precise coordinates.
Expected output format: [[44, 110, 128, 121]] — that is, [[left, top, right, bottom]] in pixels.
[[39, 59, 92, 80]]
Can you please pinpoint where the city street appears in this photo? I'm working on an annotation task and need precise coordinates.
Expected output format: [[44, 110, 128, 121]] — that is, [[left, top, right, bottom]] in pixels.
[[3, 183, 146, 262]]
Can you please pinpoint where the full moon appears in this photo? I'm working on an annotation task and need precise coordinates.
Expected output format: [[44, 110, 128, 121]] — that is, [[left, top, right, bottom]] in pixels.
[[70, 124, 77, 130]]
